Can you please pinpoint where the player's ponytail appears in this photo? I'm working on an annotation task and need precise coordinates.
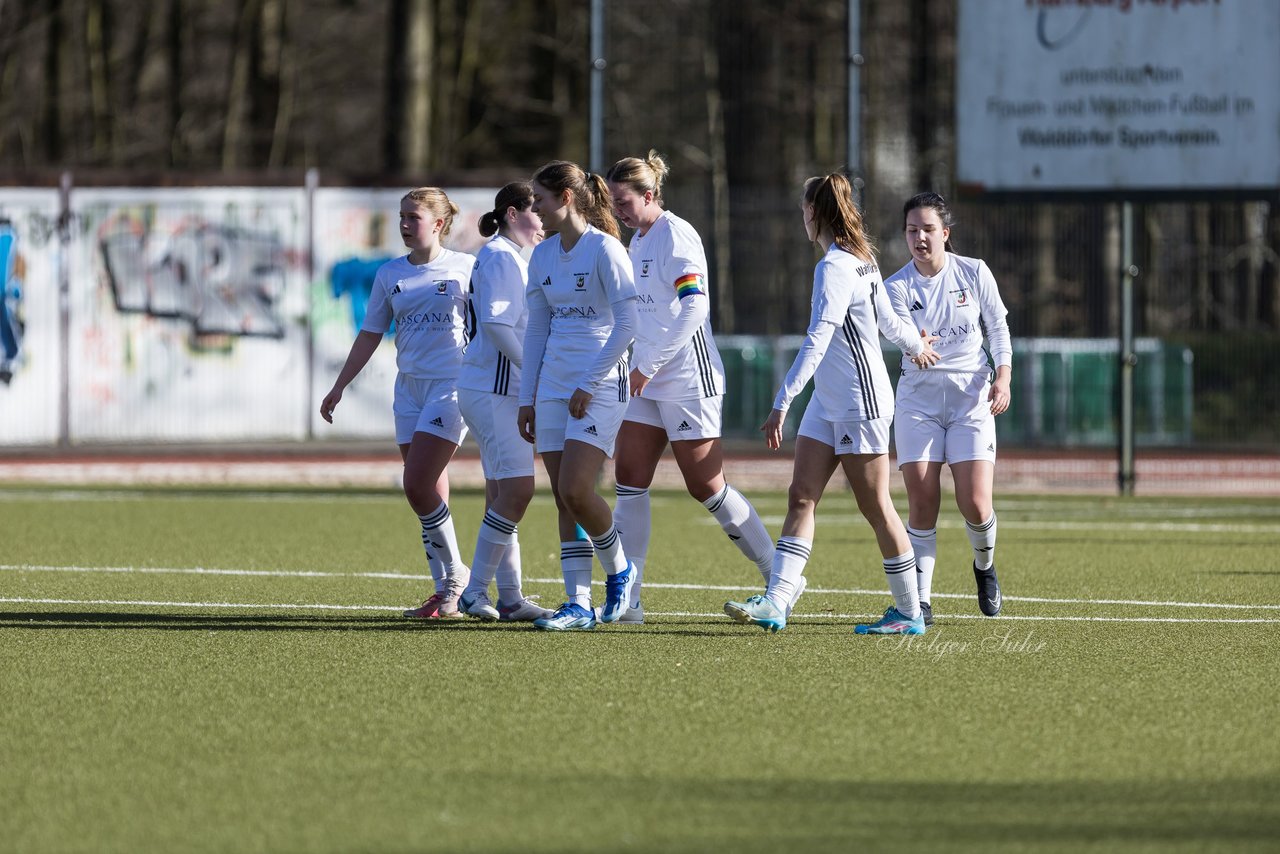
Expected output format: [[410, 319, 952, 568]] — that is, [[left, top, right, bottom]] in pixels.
[[479, 181, 534, 238], [903, 191, 955, 252], [582, 171, 621, 239], [804, 173, 876, 263]]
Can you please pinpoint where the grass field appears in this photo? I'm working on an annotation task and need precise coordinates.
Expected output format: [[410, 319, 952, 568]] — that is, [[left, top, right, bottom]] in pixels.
[[2, 483, 1279, 853]]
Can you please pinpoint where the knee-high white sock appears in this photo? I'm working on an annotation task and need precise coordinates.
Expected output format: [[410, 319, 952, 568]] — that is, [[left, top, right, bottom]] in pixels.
[[561, 539, 594, 609], [966, 513, 997, 571], [884, 551, 920, 619], [590, 525, 629, 576], [421, 542, 447, 594], [495, 538, 523, 607], [614, 484, 650, 608], [766, 536, 811, 611], [704, 484, 774, 581], [465, 509, 517, 598], [418, 503, 466, 579], [907, 525, 937, 604]]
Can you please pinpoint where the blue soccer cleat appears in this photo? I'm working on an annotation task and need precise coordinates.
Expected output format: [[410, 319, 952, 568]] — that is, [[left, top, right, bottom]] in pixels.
[[854, 605, 926, 635], [723, 594, 787, 633], [599, 563, 636, 623], [533, 602, 597, 632]]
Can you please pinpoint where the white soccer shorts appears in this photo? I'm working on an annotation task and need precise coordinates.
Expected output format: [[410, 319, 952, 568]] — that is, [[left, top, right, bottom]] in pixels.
[[893, 370, 998, 465], [458, 387, 534, 480], [535, 395, 628, 457], [393, 374, 468, 446], [797, 407, 892, 455], [623, 394, 723, 441]]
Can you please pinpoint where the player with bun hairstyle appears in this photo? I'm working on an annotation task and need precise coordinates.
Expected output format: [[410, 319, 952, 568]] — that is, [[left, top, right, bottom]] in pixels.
[[518, 160, 639, 631], [884, 192, 1012, 624], [321, 187, 477, 619], [453, 182, 554, 622], [724, 173, 940, 635], [605, 150, 780, 623]]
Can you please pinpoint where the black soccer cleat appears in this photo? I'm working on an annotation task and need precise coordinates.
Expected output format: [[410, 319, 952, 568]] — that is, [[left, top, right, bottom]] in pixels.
[[974, 562, 1002, 617], [920, 601, 934, 626]]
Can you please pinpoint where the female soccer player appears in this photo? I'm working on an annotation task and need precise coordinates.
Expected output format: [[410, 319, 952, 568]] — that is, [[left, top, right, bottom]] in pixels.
[[884, 192, 1012, 623], [454, 182, 554, 623], [724, 173, 938, 635], [605, 151, 781, 623], [517, 160, 639, 631], [320, 187, 476, 619]]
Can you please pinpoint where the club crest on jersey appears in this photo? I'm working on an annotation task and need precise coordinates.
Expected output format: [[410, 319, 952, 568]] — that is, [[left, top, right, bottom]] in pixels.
[[641, 260, 652, 278], [574, 273, 587, 290], [435, 280, 452, 294], [951, 288, 969, 306]]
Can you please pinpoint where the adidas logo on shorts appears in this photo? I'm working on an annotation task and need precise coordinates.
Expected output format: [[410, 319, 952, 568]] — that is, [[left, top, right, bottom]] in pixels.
[[840, 434, 853, 445], [677, 420, 692, 432], [584, 425, 598, 436], [430, 417, 445, 427], [910, 300, 924, 311], [988, 443, 995, 452]]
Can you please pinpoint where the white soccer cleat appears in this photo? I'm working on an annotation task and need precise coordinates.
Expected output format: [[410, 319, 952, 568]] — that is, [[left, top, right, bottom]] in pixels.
[[459, 590, 499, 621], [594, 603, 644, 624], [497, 597, 554, 622]]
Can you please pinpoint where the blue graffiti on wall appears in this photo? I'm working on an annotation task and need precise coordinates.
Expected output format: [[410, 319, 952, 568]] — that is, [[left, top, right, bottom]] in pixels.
[[330, 256, 393, 332], [99, 214, 289, 338], [0, 219, 24, 384]]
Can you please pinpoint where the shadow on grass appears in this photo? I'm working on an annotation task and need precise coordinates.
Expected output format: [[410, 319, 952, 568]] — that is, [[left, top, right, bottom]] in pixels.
[[520, 774, 1280, 850], [0, 611, 853, 638], [0, 611, 541, 633]]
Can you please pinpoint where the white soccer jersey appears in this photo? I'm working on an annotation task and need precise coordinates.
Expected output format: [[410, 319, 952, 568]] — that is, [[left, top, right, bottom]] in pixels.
[[774, 247, 924, 422], [519, 226, 637, 404], [627, 211, 725, 400], [362, 249, 476, 379], [458, 235, 528, 396], [884, 252, 1012, 374]]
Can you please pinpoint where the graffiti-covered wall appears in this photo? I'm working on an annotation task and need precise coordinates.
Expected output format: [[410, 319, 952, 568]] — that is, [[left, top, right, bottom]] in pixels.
[[0, 190, 62, 445], [0, 183, 497, 445]]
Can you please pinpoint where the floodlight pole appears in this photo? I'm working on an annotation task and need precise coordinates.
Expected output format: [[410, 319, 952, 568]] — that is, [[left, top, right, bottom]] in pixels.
[[589, 0, 605, 173], [847, 0, 864, 206], [1118, 201, 1137, 496]]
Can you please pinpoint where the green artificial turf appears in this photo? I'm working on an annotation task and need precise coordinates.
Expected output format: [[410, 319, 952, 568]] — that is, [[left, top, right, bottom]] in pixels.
[[1, 486, 1278, 852]]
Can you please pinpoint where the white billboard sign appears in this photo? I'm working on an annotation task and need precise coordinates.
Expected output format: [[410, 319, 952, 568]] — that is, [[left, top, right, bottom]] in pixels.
[[957, 0, 1280, 193]]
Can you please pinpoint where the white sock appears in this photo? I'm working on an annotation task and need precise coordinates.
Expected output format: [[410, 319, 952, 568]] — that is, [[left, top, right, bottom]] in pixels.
[[561, 539, 594, 609], [422, 543, 447, 594], [907, 525, 937, 604], [884, 551, 920, 619], [590, 525, 629, 576], [495, 538, 523, 608], [418, 503, 466, 578], [615, 484, 650, 608], [466, 509, 517, 598], [766, 536, 811, 611], [966, 513, 997, 571], [704, 484, 774, 581]]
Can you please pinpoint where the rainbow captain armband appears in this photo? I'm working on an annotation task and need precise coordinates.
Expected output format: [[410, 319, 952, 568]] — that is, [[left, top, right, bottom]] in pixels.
[[674, 273, 706, 299]]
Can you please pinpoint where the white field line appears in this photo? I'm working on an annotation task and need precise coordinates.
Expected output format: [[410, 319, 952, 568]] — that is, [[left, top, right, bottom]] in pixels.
[[752, 516, 1280, 535], [3, 597, 1280, 625], [2, 563, 1279, 612]]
